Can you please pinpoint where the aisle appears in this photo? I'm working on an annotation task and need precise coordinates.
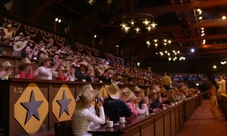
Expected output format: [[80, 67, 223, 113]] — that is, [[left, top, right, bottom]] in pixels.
[[177, 100, 227, 136]]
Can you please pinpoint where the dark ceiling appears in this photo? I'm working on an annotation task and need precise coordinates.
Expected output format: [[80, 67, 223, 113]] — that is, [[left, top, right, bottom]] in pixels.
[[3, 0, 227, 65]]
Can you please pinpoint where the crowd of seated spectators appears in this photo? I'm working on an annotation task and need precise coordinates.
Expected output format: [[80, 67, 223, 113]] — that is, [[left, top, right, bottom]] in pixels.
[[0, 23, 209, 90]]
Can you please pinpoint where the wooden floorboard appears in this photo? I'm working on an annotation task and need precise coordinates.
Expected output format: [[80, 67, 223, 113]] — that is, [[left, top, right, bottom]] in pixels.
[[177, 100, 227, 136]]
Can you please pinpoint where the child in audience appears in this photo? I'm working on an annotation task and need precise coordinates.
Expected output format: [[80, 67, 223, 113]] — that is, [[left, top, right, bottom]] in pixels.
[[0, 61, 15, 80]]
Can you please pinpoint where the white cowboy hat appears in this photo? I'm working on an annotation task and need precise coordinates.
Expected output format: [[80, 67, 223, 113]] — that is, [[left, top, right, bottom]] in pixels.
[[105, 82, 121, 99], [38, 55, 51, 65], [19, 57, 35, 69], [1, 61, 15, 70], [78, 60, 88, 68], [13, 41, 27, 51], [120, 87, 136, 102]]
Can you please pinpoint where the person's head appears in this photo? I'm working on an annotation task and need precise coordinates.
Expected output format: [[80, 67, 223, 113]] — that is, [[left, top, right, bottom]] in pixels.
[[163, 72, 167, 76], [1, 61, 15, 73], [141, 96, 149, 105], [76, 84, 99, 109], [23, 46, 31, 53], [69, 67, 76, 74], [78, 60, 88, 72], [105, 82, 121, 99], [220, 75, 224, 80], [39, 55, 51, 67]]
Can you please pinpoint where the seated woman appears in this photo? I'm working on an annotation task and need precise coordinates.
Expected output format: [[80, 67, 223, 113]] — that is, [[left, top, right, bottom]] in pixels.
[[0, 61, 15, 80], [72, 84, 105, 136], [15, 57, 35, 79]]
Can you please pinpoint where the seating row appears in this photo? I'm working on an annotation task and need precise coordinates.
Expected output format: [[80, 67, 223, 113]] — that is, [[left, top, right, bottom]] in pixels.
[[0, 79, 201, 136]]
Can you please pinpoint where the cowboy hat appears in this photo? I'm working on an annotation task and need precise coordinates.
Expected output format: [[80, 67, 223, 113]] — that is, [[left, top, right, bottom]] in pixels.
[[131, 86, 144, 93], [1, 61, 15, 70], [7, 24, 12, 28], [19, 57, 35, 69], [65, 56, 73, 61], [13, 41, 27, 51], [54, 51, 62, 57], [76, 84, 99, 109], [105, 82, 121, 99], [78, 60, 88, 68], [120, 87, 136, 102], [94, 64, 105, 75], [38, 55, 51, 65]]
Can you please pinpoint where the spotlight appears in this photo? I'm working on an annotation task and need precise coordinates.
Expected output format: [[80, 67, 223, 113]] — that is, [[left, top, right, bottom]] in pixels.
[[191, 48, 195, 53]]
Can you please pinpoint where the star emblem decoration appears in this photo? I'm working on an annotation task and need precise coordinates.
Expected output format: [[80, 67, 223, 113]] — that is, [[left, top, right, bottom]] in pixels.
[[56, 90, 72, 117], [20, 90, 43, 125]]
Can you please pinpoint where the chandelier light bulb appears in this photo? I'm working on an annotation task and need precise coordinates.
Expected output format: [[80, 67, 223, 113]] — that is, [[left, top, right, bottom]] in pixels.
[[120, 22, 127, 28], [107, 0, 112, 4], [201, 33, 205, 36], [154, 43, 158, 47], [130, 20, 135, 25], [153, 39, 158, 42], [199, 16, 203, 20], [146, 40, 151, 45], [87, 0, 95, 5], [146, 26, 152, 31], [222, 15, 226, 20], [55, 18, 58, 22], [168, 53, 170, 56], [163, 39, 167, 42], [143, 19, 150, 25], [124, 27, 130, 33], [134, 27, 141, 33], [163, 43, 167, 46], [168, 40, 172, 44], [151, 22, 157, 28], [58, 19, 61, 23], [168, 57, 172, 61]]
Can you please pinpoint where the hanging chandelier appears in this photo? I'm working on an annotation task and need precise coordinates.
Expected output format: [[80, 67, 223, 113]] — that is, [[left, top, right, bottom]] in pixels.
[[120, 13, 157, 34], [146, 34, 172, 48], [157, 49, 185, 61]]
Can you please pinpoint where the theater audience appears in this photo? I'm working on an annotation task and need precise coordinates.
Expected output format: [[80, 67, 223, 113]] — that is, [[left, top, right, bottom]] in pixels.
[[72, 84, 105, 136]]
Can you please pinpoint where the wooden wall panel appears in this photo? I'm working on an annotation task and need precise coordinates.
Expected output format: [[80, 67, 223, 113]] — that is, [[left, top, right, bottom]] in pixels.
[[155, 115, 164, 136], [141, 119, 154, 136], [164, 112, 171, 136]]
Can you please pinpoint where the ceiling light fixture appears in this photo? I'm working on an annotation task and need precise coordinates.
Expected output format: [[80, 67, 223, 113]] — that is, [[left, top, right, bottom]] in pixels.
[[120, 13, 157, 34], [146, 34, 172, 48], [222, 15, 226, 20]]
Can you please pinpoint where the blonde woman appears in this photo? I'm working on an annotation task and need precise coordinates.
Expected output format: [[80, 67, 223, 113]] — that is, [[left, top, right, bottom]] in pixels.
[[73, 84, 105, 136]]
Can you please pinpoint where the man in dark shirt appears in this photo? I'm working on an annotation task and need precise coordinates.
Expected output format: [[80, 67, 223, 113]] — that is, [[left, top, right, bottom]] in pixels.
[[103, 82, 131, 123], [75, 60, 91, 82]]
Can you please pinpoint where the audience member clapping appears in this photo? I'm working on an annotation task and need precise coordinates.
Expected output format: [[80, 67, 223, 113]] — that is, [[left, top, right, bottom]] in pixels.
[[15, 57, 35, 79], [33, 55, 60, 80]]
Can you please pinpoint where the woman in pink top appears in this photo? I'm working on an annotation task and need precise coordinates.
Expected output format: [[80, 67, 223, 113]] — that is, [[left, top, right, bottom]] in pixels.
[[15, 57, 35, 79], [120, 87, 138, 117]]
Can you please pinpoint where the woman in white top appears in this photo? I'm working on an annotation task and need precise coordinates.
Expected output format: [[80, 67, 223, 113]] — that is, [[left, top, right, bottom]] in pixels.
[[72, 84, 105, 136]]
